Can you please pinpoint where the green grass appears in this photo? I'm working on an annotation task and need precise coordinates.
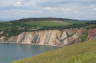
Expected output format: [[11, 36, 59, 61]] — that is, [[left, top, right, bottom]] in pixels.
[[0, 20, 85, 37], [24, 21, 70, 27], [0, 19, 95, 38], [12, 40, 96, 63], [24, 20, 87, 27]]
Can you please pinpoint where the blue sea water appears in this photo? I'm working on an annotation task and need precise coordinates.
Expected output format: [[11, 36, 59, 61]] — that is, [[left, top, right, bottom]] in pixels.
[[0, 44, 57, 63]]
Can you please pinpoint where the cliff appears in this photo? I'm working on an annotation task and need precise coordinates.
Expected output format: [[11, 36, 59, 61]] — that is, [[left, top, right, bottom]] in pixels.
[[0, 29, 96, 46]]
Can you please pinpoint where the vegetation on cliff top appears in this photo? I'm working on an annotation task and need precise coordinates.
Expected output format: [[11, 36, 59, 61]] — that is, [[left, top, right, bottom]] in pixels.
[[12, 40, 96, 63], [0, 18, 96, 37]]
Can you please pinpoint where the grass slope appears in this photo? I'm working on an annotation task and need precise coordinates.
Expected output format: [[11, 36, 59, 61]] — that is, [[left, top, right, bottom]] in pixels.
[[0, 18, 96, 38], [24, 21, 70, 27], [12, 40, 96, 63]]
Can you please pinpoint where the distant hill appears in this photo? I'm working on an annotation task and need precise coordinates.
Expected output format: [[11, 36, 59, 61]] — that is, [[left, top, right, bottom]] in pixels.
[[13, 18, 79, 22], [0, 18, 96, 37]]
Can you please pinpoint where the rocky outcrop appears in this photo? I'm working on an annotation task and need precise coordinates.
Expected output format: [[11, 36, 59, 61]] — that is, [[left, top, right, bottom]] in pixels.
[[0, 29, 96, 46]]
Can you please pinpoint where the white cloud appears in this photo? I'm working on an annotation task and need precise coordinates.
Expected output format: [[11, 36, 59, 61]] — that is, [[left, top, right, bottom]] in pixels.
[[0, 0, 96, 20], [92, 8, 96, 11], [14, 1, 23, 7]]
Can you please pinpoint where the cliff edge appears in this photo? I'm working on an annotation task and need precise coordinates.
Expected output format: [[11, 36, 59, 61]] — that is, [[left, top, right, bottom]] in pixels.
[[0, 29, 96, 46]]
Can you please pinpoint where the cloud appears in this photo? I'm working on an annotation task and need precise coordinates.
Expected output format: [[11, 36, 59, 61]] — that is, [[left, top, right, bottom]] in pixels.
[[0, 0, 96, 20], [92, 8, 96, 11], [14, 1, 23, 7]]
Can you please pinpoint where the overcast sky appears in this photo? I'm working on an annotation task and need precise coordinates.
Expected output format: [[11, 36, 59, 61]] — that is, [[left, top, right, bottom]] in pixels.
[[0, 0, 96, 20]]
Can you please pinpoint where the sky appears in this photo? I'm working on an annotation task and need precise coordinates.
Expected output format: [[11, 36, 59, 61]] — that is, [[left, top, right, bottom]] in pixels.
[[0, 0, 96, 20]]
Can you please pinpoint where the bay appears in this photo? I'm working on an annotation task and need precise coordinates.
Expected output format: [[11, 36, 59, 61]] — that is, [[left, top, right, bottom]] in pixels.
[[0, 43, 57, 63]]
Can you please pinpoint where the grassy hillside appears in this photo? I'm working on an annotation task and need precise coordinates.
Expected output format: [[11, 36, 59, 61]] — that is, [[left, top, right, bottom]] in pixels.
[[0, 18, 96, 38], [12, 40, 96, 63]]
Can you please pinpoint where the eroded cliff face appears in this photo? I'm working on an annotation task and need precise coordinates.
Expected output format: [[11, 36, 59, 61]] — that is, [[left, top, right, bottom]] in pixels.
[[0, 29, 96, 46]]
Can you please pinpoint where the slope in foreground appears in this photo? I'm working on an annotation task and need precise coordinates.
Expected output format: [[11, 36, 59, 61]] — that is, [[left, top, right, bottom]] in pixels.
[[12, 40, 96, 63]]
